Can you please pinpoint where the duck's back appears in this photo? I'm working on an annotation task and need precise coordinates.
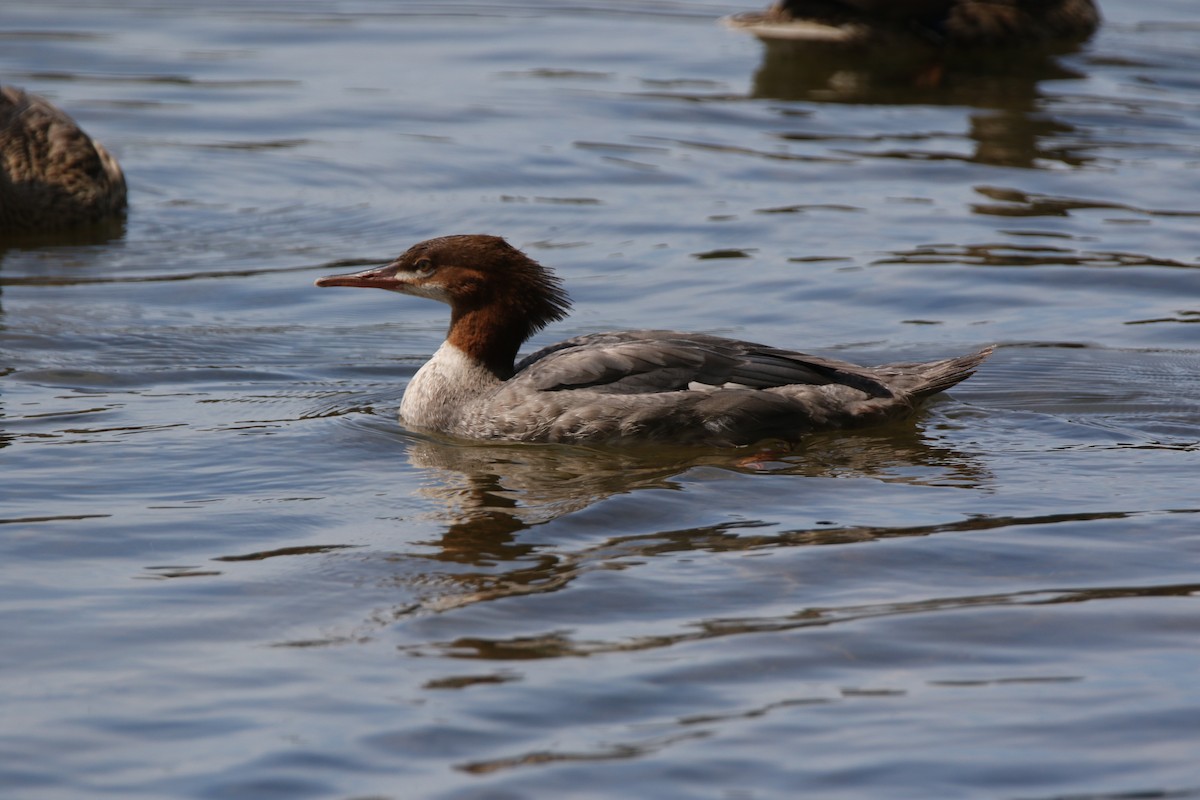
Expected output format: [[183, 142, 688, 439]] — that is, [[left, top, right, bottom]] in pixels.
[[0, 86, 127, 231], [452, 331, 991, 446]]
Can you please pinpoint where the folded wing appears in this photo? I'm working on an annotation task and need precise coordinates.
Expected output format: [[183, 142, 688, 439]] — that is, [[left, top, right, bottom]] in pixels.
[[514, 330, 893, 398]]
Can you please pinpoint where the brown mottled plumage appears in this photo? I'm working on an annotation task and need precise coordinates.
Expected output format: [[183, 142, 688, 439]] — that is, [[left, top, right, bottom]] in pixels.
[[0, 86, 127, 232]]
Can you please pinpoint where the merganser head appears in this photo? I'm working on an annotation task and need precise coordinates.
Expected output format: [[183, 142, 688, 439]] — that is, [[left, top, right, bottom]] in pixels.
[[315, 234, 572, 377]]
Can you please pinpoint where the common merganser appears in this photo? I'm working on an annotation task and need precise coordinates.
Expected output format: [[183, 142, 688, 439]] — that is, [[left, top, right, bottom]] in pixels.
[[724, 0, 1100, 45], [315, 234, 992, 447], [0, 86, 127, 232]]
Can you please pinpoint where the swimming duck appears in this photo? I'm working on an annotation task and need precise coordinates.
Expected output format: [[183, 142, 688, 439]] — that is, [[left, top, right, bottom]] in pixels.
[[316, 235, 991, 447], [0, 86, 127, 232], [724, 0, 1100, 45]]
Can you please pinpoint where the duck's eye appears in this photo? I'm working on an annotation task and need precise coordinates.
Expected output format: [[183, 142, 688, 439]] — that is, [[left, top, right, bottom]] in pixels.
[[414, 258, 435, 277]]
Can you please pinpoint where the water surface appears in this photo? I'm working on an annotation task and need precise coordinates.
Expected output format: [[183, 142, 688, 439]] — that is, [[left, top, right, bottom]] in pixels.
[[2, 1, 1199, 798]]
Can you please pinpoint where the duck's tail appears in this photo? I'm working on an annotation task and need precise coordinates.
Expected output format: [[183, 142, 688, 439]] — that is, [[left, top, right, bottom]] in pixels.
[[888, 346, 994, 404]]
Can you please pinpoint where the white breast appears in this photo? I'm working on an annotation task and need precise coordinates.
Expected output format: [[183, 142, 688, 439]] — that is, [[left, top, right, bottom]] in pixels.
[[399, 342, 502, 432]]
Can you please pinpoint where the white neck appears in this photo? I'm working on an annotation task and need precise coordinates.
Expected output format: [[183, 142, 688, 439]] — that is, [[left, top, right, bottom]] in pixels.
[[399, 341, 503, 432]]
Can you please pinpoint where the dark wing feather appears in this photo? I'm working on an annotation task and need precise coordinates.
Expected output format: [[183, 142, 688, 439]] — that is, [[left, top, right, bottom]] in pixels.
[[514, 330, 893, 397], [515, 334, 721, 394]]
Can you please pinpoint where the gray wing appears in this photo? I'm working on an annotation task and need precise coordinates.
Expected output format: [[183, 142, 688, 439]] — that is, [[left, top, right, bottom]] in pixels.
[[513, 330, 893, 397]]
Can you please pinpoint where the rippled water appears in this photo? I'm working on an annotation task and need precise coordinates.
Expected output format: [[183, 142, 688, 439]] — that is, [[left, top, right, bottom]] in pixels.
[[3, 1, 1200, 798]]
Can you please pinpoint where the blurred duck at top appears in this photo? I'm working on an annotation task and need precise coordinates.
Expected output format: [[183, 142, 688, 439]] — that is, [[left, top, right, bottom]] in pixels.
[[0, 86, 127, 233], [725, 0, 1100, 46]]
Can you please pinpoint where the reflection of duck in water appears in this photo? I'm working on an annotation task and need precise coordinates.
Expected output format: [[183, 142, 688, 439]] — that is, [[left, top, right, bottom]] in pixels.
[[0, 86, 127, 232], [731, 3, 1099, 168], [407, 424, 990, 529], [356, 425, 992, 625], [316, 235, 991, 447], [725, 0, 1100, 46]]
